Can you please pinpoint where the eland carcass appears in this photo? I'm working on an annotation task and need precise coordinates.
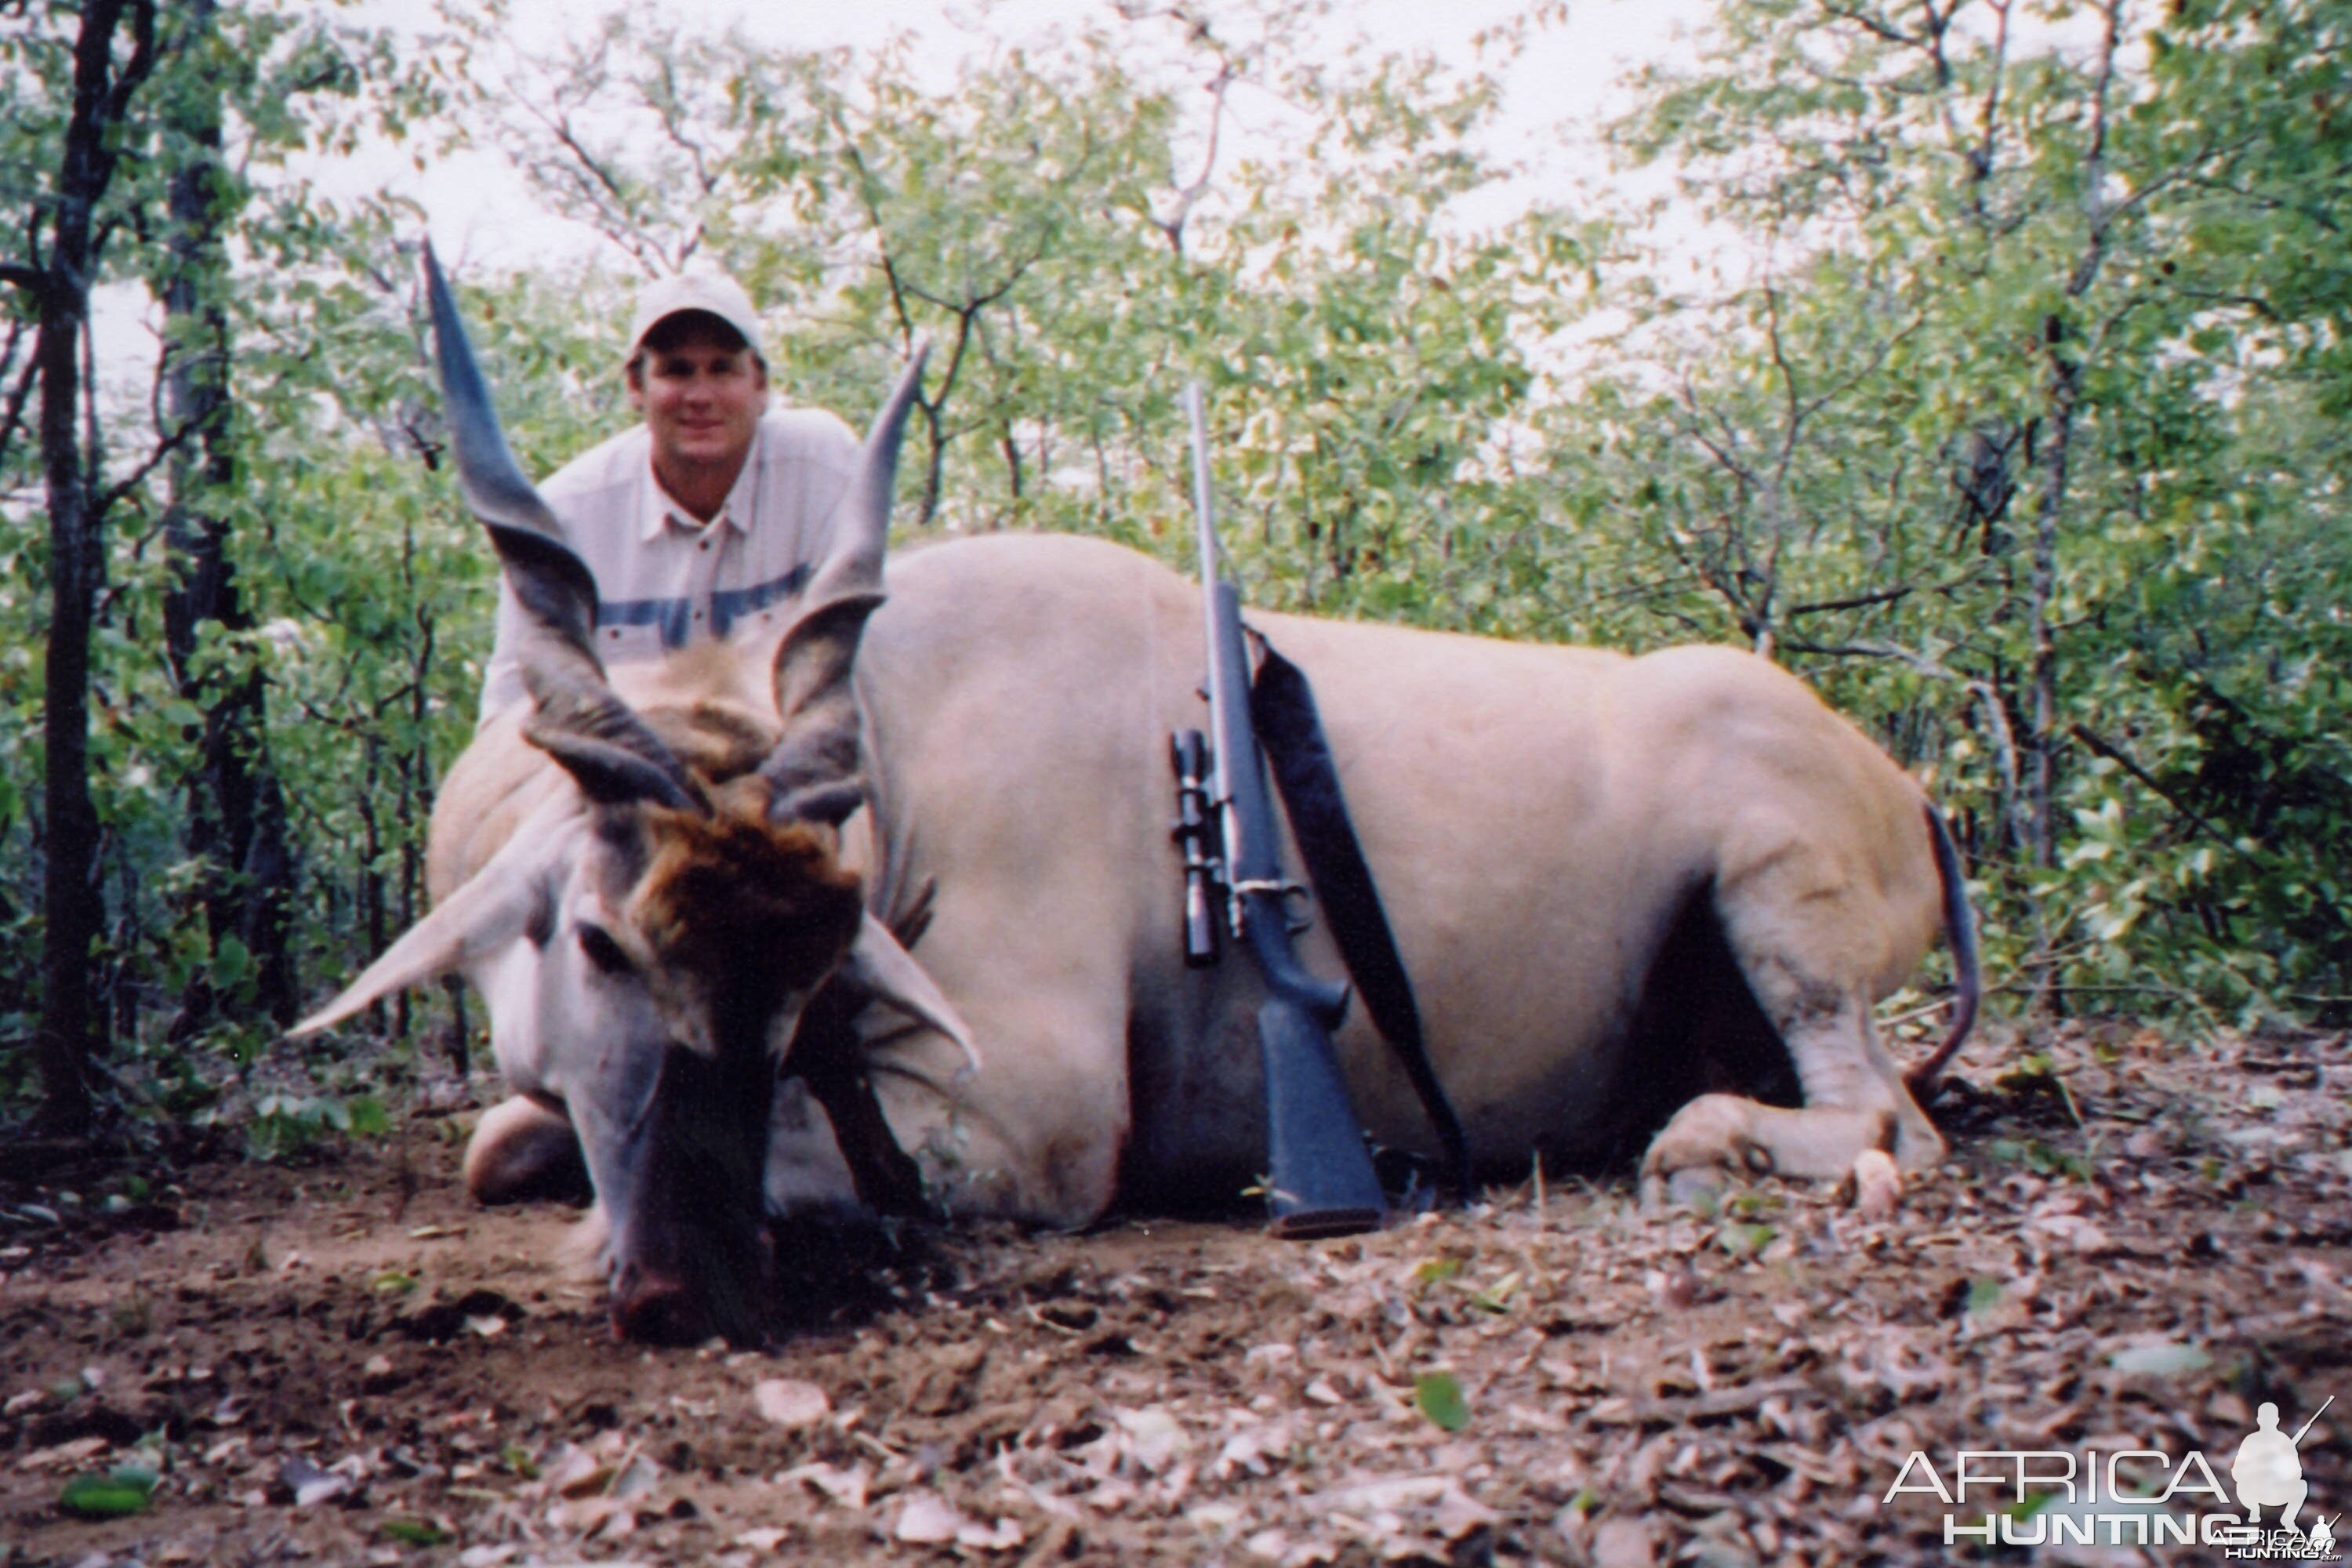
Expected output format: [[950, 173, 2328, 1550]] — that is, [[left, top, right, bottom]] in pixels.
[[299, 254, 1976, 1345]]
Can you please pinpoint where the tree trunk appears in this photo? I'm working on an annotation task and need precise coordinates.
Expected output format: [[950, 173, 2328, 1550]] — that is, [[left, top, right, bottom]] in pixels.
[[360, 731, 386, 1033], [2024, 322, 2081, 872], [29, 0, 160, 1134], [160, 0, 298, 1037], [36, 278, 102, 1134]]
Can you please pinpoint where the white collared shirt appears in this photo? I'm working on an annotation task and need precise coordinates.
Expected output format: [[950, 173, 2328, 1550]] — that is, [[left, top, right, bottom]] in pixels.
[[478, 408, 862, 721]]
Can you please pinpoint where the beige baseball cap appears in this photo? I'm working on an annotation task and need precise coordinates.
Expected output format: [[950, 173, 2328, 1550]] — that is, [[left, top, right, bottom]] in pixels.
[[626, 270, 766, 364]]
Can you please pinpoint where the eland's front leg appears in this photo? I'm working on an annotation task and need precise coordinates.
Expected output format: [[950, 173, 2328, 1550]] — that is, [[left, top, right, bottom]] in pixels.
[[465, 1094, 587, 1203]]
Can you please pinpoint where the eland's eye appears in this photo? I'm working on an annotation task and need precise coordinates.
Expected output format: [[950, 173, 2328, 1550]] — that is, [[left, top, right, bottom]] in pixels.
[[577, 924, 632, 976]]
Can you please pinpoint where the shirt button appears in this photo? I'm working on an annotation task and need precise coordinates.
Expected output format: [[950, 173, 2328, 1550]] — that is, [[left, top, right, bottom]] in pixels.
[[699, 540, 711, 551]]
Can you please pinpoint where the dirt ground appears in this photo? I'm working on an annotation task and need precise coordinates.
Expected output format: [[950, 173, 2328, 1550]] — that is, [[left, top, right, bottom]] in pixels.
[[3, 1022, 2347, 1568]]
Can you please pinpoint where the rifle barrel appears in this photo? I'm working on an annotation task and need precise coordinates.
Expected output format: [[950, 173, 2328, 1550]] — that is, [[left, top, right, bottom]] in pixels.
[[1182, 382, 1218, 584]]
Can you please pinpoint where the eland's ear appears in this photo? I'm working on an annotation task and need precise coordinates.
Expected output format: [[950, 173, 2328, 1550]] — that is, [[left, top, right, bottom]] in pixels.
[[524, 724, 702, 813], [289, 815, 583, 1038], [837, 912, 980, 1076], [761, 342, 930, 825], [423, 243, 695, 809]]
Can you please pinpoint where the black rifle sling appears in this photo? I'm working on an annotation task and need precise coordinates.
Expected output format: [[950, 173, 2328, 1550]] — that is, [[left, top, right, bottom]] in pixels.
[[1248, 639, 1471, 1197]]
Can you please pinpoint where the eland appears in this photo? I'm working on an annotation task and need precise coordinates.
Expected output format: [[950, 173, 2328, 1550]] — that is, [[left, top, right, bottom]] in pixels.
[[299, 252, 1977, 1344]]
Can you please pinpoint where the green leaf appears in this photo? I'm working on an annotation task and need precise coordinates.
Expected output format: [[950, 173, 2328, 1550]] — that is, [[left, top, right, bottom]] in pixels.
[[60, 1468, 158, 1519], [212, 935, 252, 990], [2108, 1341, 2212, 1377], [1414, 1371, 1471, 1432], [379, 1519, 446, 1545]]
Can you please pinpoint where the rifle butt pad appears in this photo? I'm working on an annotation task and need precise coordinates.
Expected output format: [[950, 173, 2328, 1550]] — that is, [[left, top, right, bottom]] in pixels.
[[1257, 997, 1385, 1239]]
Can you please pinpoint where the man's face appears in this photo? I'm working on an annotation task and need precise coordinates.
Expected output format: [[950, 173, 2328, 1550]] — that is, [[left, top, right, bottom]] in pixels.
[[627, 320, 768, 490]]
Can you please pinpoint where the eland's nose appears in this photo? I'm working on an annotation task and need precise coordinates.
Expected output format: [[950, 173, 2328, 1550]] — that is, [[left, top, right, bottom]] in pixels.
[[610, 1261, 702, 1345]]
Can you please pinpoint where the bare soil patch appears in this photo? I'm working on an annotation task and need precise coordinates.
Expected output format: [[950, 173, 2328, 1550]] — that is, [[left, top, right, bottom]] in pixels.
[[4, 1024, 2348, 1567]]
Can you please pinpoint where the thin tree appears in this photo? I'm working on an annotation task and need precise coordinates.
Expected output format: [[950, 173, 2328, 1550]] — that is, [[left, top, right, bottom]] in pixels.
[[158, 0, 297, 1037], [2, 0, 163, 1134]]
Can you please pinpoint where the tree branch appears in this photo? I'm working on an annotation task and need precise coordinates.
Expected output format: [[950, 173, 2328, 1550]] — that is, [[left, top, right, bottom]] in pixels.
[[0, 326, 36, 473], [1785, 583, 1915, 617], [1152, 56, 1234, 256], [2069, 722, 2235, 850], [1817, 1, 1921, 52]]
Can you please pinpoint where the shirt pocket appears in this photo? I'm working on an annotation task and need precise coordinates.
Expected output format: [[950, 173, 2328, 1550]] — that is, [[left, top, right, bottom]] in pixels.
[[596, 621, 663, 666]]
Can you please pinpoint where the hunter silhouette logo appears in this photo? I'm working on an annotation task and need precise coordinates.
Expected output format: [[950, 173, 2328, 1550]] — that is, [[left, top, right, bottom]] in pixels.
[[2230, 1399, 2338, 1561]]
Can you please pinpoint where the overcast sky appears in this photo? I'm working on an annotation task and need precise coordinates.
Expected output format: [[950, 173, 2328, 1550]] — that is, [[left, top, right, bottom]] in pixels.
[[92, 0, 1708, 384], [366, 0, 1711, 268]]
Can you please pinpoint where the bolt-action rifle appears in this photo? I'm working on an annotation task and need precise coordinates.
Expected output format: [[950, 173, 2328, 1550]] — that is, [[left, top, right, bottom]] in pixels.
[[1178, 383, 1385, 1240]]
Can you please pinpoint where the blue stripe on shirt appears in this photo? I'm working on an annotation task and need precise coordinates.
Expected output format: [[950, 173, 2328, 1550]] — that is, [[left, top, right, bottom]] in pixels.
[[596, 562, 814, 649]]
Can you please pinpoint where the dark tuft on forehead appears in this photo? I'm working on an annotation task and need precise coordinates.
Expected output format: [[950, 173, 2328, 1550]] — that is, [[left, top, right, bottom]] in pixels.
[[631, 804, 863, 1039], [641, 702, 776, 783]]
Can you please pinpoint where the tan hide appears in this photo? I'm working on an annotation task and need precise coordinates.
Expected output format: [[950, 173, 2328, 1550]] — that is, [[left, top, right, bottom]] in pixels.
[[829, 531, 1964, 1224]]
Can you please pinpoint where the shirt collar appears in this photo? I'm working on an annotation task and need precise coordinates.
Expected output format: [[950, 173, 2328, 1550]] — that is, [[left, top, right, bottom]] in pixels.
[[637, 423, 763, 543]]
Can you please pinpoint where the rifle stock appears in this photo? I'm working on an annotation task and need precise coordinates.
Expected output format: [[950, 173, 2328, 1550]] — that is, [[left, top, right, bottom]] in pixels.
[[1257, 997, 1385, 1239]]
